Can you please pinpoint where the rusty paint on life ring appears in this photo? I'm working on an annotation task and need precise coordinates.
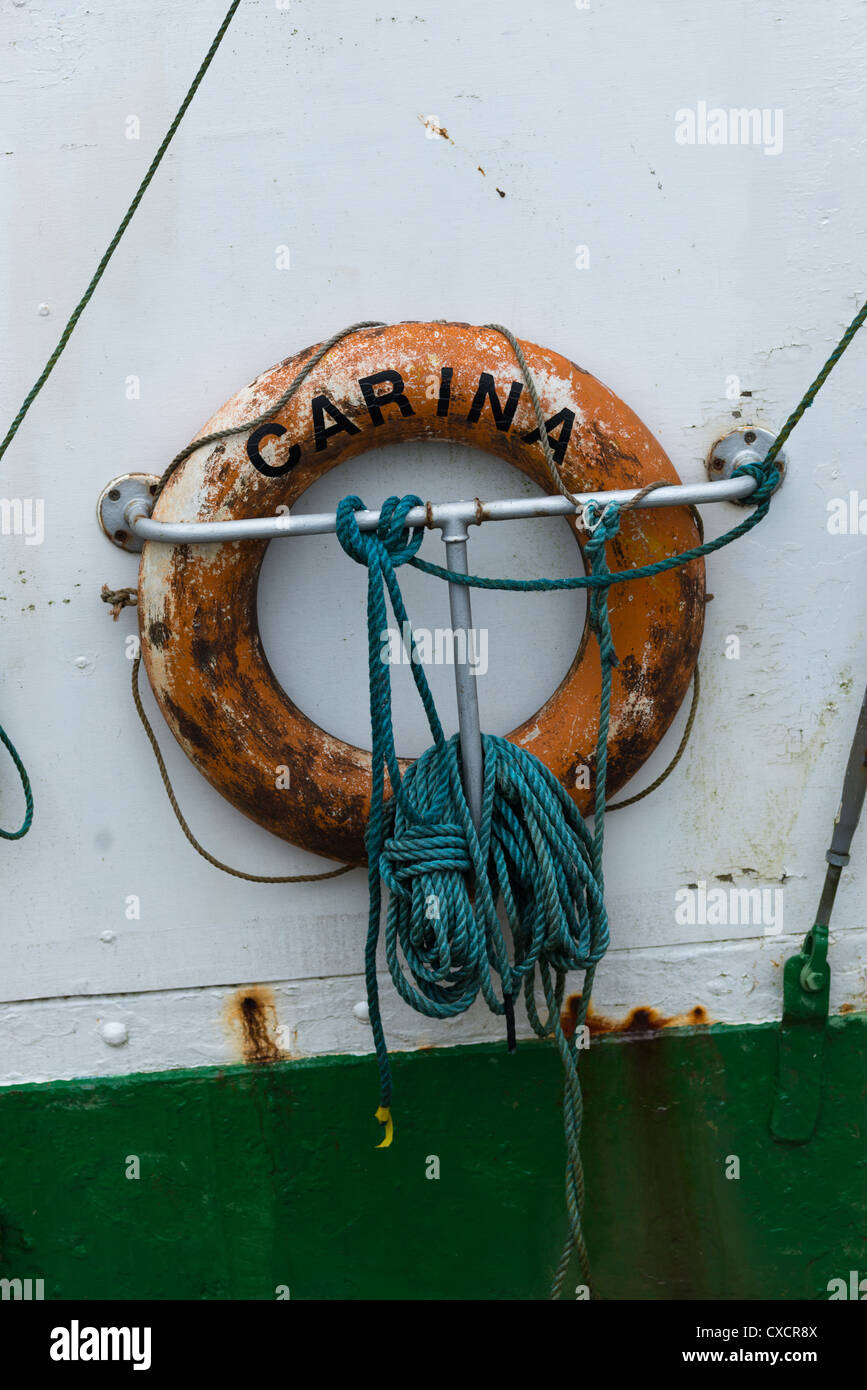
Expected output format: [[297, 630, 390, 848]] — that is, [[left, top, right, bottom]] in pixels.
[[137, 322, 705, 864]]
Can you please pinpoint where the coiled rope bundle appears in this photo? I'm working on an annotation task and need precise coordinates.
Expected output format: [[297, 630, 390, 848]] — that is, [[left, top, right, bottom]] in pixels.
[[336, 491, 625, 1295]]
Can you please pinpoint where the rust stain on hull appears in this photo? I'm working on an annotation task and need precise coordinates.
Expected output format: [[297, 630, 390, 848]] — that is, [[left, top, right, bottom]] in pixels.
[[560, 994, 711, 1039], [137, 321, 705, 864], [223, 986, 286, 1065]]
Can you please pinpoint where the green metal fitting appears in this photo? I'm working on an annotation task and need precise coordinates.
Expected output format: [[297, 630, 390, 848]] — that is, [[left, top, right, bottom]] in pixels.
[[771, 923, 831, 1144]]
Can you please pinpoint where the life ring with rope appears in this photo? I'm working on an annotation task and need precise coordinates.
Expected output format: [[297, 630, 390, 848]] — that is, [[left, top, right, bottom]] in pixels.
[[137, 321, 705, 864]]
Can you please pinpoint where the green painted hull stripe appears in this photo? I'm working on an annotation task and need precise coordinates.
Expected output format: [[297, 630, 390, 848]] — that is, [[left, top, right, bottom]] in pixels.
[[0, 1014, 863, 1300]]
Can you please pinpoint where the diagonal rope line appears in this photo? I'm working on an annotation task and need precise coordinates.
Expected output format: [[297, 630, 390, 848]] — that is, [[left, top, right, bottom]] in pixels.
[[0, 0, 243, 467], [1, 1, 244, 840], [763, 296, 867, 466]]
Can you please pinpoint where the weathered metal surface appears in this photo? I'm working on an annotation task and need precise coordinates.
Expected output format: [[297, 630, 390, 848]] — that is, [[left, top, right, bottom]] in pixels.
[[223, 985, 286, 1066], [137, 321, 705, 862], [3, 0, 867, 1097], [561, 994, 711, 1038], [1, 1016, 866, 1299]]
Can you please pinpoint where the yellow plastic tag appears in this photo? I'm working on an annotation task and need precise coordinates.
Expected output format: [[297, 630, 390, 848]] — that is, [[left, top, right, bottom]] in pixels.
[[374, 1105, 393, 1148]]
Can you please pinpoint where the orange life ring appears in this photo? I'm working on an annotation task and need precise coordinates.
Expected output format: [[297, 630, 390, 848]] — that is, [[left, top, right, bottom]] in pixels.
[[138, 321, 704, 864]]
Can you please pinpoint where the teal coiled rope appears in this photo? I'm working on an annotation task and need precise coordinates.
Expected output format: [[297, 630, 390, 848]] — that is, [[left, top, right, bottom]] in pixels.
[[332, 417, 797, 1298], [341, 463, 782, 1298], [336, 491, 624, 1296]]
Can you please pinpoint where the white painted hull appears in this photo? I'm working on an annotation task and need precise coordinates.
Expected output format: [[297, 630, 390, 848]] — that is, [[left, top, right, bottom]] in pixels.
[[1, 0, 864, 1086]]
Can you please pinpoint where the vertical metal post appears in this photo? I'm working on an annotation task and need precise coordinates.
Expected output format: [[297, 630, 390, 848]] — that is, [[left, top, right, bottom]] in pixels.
[[441, 518, 484, 829], [441, 518, 516, 1050]]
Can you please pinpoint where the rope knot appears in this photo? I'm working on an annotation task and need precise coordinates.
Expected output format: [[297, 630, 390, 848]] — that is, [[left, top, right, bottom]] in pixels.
[[583, 500, 622, 551], [336, 494, 425, 570], [100, 584, 138, 621], [732, 458, 780, 506], [379, 822, 471, 899]]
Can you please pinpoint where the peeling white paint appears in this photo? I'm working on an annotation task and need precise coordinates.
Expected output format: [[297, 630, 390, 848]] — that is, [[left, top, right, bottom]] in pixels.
[[0, 0, 865, 1085]]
